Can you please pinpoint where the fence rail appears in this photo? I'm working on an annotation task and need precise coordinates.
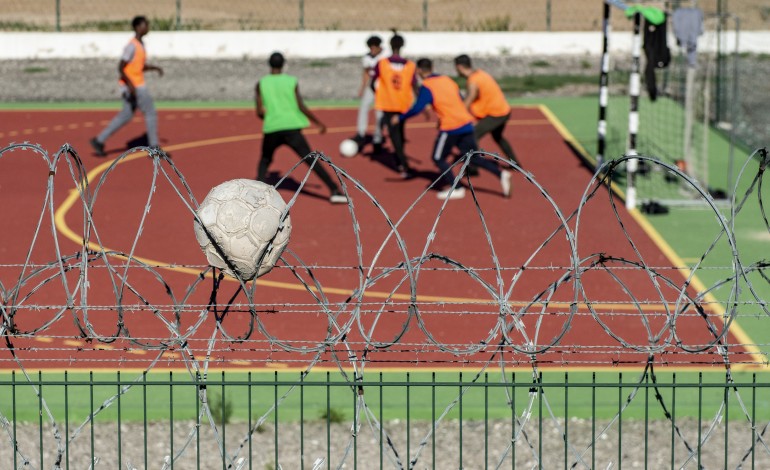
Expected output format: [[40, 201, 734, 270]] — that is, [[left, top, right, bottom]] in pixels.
[[0, 0, 763, 32], [1, 370, 770, 468]]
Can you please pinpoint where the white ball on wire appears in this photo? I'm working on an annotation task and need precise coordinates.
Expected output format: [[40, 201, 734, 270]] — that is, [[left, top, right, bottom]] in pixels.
[[339, 139, 359, 158], [193, 179, 291, 281]]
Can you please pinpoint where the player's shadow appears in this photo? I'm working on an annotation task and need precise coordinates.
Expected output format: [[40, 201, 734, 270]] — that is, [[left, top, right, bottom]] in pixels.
[[263, 171, 328, 202]]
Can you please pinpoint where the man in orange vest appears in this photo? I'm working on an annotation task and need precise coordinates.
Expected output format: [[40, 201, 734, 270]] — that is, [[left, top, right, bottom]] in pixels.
[[371, 31, 418, 178], [395, 58, 512, 201], [90, 16, 164, 157], [454, 55, 520, 166]]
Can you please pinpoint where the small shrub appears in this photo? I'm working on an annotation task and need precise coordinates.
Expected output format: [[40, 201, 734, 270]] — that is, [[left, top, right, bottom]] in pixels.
[[320, 407, 345, 423], [530, 59, 551, 68], [23, 67, 49, 74], [476, 15, 511, 32], [208, 391, 234, 425]]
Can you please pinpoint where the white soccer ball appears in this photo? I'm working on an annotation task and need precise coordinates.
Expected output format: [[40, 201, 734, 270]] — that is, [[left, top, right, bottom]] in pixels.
[[193, 179, 291, 281], [339, 139, 359, 158]]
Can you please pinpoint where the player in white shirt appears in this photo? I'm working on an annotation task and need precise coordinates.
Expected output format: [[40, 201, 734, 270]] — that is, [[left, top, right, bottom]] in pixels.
[[354, 35, 387, 154]]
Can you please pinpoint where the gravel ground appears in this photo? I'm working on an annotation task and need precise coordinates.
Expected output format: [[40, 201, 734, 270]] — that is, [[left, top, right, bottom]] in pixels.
[[4, 417, 768, 468], [0, 55, 598, 103]]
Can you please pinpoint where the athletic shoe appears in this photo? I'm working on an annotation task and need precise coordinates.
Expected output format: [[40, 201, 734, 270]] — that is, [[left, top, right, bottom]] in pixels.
[[397, 165, 415, 180], [372, 142, 383, 155], [90, 137, 106, 157], [436, 187, 466, 200], [500, 170, 512, 198], [329, 191, 349, 204]]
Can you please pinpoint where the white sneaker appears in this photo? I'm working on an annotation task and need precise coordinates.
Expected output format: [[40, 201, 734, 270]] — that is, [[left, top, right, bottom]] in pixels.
[[436, 186, 466, 200], [329, 192, 349, 204], [500, 170, 512, 198]]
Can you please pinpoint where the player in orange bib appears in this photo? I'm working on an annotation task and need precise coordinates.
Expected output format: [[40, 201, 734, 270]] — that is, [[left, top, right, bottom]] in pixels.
[[90, 16, 165, 157], [396, 58, 511, 201], [371, 31, 418, 178], [454, 54, 520, 166]]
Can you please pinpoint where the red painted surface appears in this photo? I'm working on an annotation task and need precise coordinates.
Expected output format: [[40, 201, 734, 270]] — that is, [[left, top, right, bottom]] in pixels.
[[0, 107, 749, 370]]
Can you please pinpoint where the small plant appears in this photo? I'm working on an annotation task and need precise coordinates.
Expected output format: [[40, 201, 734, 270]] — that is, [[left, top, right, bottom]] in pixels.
[[476, 15, 511, 32], [324, 20, 342, 31], [530, 59, 551, 68], [319, 407, 345, 423], [581, 59, 592, 70], [208, 391, 234, 425], [309, 60, 332, 68], [23, 67, 49, 74]]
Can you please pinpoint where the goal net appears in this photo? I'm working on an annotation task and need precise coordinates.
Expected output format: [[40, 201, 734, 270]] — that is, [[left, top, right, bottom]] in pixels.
[[598, 0, 738, 207]]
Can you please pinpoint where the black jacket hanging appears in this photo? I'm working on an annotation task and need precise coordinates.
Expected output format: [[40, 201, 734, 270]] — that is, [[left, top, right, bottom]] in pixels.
[[643, 14, 671, 101]]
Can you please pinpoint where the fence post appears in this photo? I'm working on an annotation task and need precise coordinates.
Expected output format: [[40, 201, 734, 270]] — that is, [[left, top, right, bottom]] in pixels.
[[299, 0, 305, 30], [38, 371, 44, 468], [55, 0, 61, 32], [175, 0, 182, 30], [422, 0, 428, 31]]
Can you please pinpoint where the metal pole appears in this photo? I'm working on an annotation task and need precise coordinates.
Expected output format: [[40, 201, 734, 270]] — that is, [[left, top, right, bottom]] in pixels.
[[299, 0, 305, 30], [422, 0, 428, 31], [55, 0, 61, 32], [727, 16, 739, 200], [175, 0, 182, 30], [626, 12, 642, 209], [715, 0, 724, 122], [597, 1, 611, 168]]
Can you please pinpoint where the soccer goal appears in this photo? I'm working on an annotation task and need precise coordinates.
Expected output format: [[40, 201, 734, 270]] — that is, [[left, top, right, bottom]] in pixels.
[[596, 0, 739, 209]]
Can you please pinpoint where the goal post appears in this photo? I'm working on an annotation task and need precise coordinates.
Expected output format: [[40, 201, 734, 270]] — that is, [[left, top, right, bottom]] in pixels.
[[596, 0, 739, 209]]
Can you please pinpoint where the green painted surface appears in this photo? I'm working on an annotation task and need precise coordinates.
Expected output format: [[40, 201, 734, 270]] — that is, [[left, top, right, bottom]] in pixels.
[[0, 371, 767, 423]]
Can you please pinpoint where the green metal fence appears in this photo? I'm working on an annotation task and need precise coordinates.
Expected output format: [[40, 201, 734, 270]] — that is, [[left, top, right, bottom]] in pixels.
[[1, 370, 769, 468]]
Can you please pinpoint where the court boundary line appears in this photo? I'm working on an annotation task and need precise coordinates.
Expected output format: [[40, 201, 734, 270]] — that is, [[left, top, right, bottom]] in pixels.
[[537, 104, 764, 371]]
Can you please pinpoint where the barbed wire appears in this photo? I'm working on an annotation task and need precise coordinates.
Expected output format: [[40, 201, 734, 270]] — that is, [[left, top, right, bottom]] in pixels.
[[0, 142, 768, 468]]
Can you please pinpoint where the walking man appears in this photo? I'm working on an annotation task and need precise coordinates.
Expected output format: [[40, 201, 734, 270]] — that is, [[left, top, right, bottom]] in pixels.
[[91, 15, 164, 157], [255, 52, 348, 204]]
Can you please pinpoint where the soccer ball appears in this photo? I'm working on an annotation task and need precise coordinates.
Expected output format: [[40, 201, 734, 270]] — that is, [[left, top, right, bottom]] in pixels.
[[193, 179, 291, 281], [339, 139, 359, 158]]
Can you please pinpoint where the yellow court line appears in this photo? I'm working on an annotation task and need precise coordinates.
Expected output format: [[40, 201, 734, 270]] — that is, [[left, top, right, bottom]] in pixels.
[[537, 104, 764, 370]]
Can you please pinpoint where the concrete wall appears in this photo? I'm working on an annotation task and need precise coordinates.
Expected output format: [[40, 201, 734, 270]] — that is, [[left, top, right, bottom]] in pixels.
[[2, 31, 767, 60]]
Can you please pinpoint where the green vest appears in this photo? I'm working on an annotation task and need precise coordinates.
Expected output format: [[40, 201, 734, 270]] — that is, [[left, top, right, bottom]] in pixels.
[[259, 74, 310, 133]]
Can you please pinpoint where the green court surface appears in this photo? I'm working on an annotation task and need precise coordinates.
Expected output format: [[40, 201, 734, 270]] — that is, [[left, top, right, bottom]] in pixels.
[[1, 370, 767, 423]]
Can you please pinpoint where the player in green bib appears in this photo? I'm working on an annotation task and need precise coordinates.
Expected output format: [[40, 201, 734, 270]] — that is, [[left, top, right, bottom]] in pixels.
[[255, 52, 348, 204]]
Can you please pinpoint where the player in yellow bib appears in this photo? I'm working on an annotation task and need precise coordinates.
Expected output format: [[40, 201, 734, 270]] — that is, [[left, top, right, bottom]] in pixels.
[[454, 55, 520, 166], [255, 52, 348, 204]]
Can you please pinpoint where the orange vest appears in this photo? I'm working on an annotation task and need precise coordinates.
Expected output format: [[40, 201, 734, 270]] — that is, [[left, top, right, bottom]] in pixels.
[[468, 69, 510, 119], [422, 75, 474, 131], [374, 58, 416, 113], [119, 38, 146, 87]]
